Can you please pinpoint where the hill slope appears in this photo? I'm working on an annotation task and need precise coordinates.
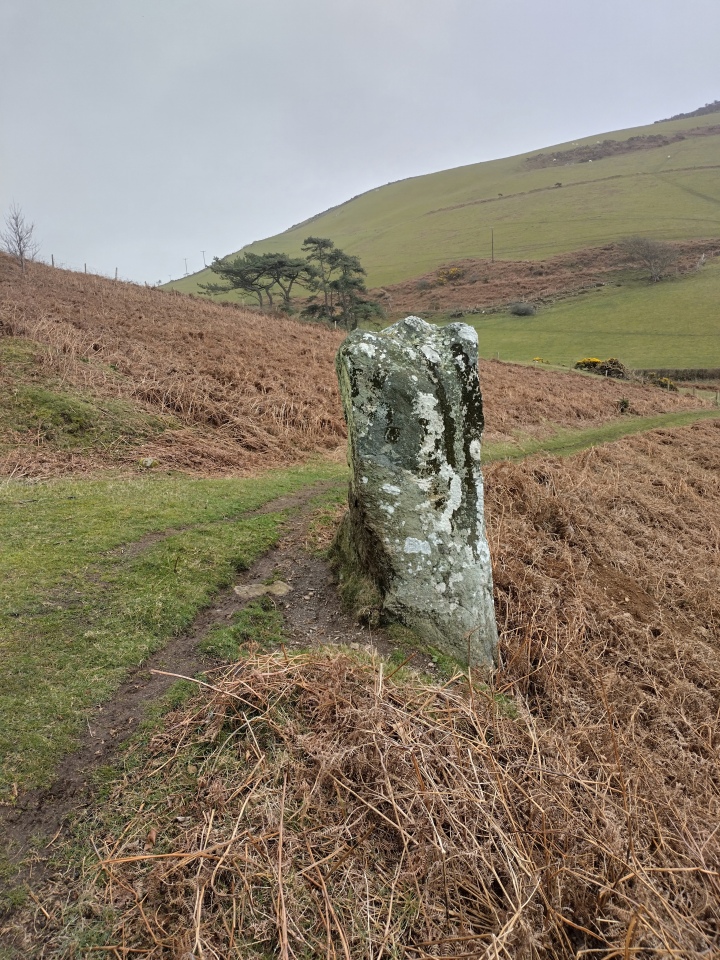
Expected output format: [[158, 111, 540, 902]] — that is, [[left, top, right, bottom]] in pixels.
[[376, 238, 720, 368], [170, 111, 720, 294], [0, 254, 346, 477], [0, 255, 708, 477], [2, 257, 720, 957], [465, 253, 720, 368]]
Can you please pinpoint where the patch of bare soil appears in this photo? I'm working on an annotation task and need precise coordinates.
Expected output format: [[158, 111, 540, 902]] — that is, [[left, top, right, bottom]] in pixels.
[[373, 239, 720, 315]]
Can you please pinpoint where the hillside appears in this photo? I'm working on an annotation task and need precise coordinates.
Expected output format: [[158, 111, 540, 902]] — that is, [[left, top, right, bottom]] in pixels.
[[169, 110, 720, 295], [464, 254, 720, 369], [5, 421, 720, 957], [381, 240, 720, 368], [0, 254, 345, 477], [0, 255, 708, 478], [2, 257, 720, 957]]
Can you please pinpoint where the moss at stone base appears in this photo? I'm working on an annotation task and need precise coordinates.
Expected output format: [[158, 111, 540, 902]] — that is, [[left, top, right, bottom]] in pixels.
[[329, 516, 456, 670], [330, 517, 511, 698], [328, 511, 383, 627], [330, 513, 486, 667], [385, 623, 460, 678]]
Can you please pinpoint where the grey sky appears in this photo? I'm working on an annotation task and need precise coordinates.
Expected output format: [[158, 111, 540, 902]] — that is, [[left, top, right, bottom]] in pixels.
[[2, 0, 718, 284]]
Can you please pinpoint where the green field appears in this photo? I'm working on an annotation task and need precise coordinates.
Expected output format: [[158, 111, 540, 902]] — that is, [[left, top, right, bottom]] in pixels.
[[466, 257, 720, 368], [169, 112, 720, 295]]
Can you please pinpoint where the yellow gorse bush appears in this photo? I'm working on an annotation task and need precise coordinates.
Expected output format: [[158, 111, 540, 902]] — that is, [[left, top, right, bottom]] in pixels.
[[436, 266, 465, 285]]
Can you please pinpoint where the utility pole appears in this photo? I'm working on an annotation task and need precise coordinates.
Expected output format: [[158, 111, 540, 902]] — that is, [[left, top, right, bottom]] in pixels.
[[184, 258, 189, 276], [491, 229, 494, 264], [201, 250, 207, 267]]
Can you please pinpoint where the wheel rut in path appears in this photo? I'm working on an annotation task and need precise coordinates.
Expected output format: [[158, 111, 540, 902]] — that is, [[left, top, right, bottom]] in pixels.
[[0, 480, 406, 908], [0, 477, 454, 960]]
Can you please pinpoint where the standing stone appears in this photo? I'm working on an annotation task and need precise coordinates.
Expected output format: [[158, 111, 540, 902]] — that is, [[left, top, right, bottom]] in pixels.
[[335, 315, 498, 667]]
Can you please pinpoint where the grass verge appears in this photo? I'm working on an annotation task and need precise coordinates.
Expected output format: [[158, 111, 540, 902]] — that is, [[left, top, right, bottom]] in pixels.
[[0, 460, 345, 800], [482, 407, 720, 462], [198, 598, 286, 661], [0, 339, 171, 455]]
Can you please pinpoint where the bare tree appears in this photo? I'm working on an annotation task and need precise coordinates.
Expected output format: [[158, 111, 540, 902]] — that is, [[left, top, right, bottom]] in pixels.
[[1, 203, 39, 273], [619, 236, 678, 282]]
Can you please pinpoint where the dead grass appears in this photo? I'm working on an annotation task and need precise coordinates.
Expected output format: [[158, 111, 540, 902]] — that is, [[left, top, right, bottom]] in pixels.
[[0, 255, 704, 480], [376, 240, 720, 314], [39, 421, 720, 957], [0, 255, 346, 476], [479, 359, 703, 443]]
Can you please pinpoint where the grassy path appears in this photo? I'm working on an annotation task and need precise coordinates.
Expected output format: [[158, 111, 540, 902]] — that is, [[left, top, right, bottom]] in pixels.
[[1, 406, 717, 799], [483, 408, 720, 462], [0, 461, 345, 799]]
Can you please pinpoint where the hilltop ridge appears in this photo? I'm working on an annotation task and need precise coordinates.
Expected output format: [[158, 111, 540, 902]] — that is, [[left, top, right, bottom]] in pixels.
[[657, 98, 720, 122]]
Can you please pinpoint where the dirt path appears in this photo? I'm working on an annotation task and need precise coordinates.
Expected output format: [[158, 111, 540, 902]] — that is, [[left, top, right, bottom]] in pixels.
[[4, 410, 716, 891], [0, 479, 429, 939]]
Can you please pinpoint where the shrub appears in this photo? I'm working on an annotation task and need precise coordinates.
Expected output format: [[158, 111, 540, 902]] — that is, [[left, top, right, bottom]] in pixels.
[[575, 357, 628, 379], [617, 397, 630, 413], [436, 266, 465, 286], [575, 357, 602, 371], [598, 357, 628, 379], [656, 377, 678, 392], [509, 302, 537, 316], [619, 236, 678, 282]]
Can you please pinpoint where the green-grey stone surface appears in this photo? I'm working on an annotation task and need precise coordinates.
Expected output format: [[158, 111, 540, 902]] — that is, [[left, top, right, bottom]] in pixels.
[[336, 315, 498, 667]]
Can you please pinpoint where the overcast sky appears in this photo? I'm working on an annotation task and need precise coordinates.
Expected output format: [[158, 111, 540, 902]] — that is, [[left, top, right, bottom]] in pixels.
[[2, 0, 718, 284]]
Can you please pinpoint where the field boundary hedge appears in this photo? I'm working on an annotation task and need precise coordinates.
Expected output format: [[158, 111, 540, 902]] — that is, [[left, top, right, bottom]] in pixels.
[[633, 367, 720, 381]]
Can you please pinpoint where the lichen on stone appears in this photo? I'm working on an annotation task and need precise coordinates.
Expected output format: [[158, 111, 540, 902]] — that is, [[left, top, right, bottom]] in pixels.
[[333, 315, 498, 667]]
